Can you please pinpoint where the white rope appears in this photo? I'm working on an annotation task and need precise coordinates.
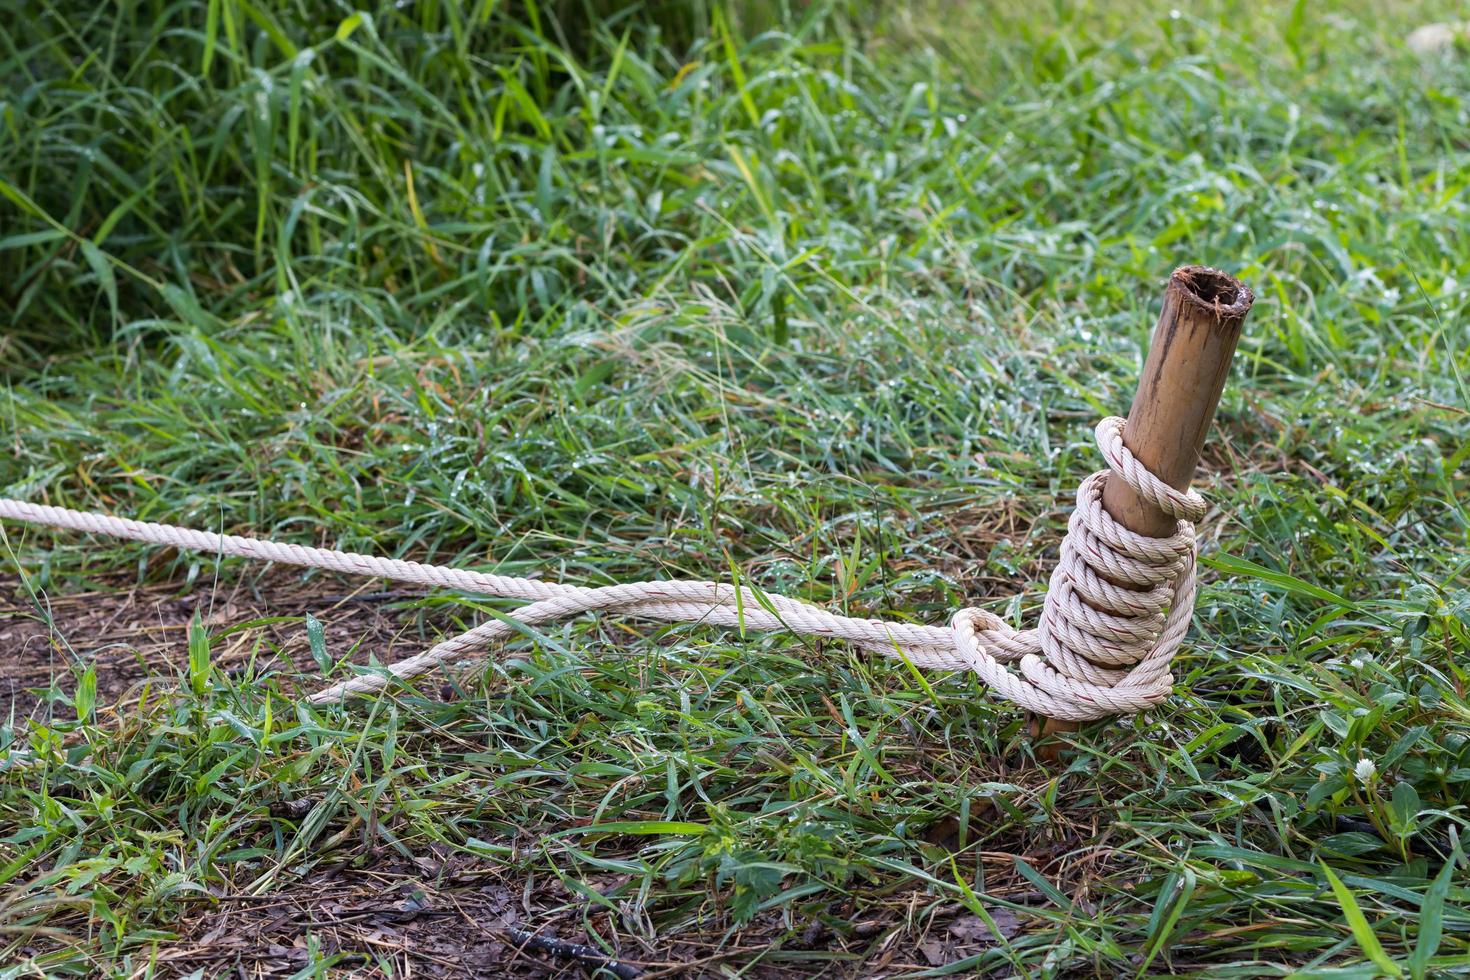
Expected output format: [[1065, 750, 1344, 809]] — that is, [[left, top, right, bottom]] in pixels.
[[0, 418, 1203, 722]]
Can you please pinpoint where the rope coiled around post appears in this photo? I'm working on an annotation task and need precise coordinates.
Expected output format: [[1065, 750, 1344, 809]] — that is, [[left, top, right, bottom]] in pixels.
[[0, 418, 1203, 722]]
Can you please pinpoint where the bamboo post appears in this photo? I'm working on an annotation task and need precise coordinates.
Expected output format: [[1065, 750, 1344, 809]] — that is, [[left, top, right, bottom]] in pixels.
[[1034, 265, 1254, 749]]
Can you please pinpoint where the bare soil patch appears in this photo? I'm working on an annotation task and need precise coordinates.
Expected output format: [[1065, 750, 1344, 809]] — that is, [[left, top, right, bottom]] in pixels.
[[122, 850, 1028, 978], [0, 570, 458, 720]]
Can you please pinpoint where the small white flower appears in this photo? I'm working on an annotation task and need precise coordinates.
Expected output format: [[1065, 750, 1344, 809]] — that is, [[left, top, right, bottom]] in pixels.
[[1354, 758, 1377, 784], [1349, 657, 1364, 670]]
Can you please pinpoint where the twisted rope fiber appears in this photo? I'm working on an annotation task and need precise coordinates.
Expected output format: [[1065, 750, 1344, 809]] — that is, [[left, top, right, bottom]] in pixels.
[[0, 419, 1204, 722]]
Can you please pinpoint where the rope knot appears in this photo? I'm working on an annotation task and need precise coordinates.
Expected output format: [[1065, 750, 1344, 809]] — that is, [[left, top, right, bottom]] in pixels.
[[950, 418, 1201, 721]]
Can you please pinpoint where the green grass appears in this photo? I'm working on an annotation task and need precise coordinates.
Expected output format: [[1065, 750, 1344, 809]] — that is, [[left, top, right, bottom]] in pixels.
[[3, 0, 1470, 974]]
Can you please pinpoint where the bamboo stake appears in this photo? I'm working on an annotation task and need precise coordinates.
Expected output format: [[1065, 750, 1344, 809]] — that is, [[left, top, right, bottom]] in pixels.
[[1034, 265, 1254, 749]]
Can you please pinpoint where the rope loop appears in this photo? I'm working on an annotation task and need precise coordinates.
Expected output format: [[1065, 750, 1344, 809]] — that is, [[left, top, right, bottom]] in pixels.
[[0, 417, 1204, 721], [1095, 417, 1206, 522]]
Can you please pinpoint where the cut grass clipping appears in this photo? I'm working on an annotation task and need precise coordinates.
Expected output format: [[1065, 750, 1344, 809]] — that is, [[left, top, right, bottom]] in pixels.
[[3, 0, 1470, 976]]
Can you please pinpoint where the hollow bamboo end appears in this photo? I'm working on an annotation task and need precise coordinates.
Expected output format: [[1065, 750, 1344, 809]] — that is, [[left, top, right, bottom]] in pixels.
[[1169, 265, 1255, 325]]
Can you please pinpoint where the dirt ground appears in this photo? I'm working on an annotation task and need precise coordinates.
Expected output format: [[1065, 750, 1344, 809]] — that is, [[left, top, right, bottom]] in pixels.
[[144, 855, 1023, 977], [1, 573, 1031, 977], [0, 570, 459, 721], [138, 851, 1022, 978]]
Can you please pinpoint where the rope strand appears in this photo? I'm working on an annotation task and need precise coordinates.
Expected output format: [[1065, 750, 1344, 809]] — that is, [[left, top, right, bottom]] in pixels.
[[0, 418, 1202, 722]]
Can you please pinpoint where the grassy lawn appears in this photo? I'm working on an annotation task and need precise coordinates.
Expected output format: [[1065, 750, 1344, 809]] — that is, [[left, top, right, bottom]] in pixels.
[[3, 0, 1470, 975]]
